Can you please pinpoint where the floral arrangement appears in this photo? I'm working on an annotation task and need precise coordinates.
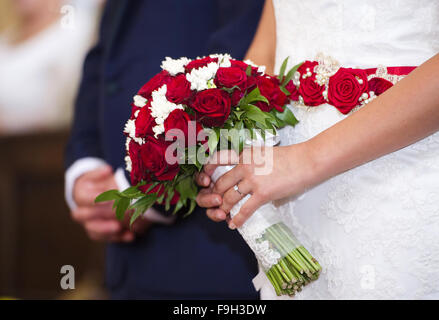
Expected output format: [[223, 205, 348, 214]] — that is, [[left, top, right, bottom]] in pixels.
[[95, 54, 321, 296]]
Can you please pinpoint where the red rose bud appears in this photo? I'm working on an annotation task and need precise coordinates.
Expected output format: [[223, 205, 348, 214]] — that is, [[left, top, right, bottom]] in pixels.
[[129, 140, 147, 186], [328, 68, 368, 114], [191, 88, 231, 127], [140, 136, 180, 181], [185, 57, 218, 73], [255, 76, 288, 112], [368, 77, 393, 96], [166, 74, 192, 104], [138, 70, 172, 99], [135, 102, 155, 137], [285, 80, 300, 101]]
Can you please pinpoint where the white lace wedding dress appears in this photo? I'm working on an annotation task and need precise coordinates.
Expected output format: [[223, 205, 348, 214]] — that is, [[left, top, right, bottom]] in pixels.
[[260, 0, 439, 299]]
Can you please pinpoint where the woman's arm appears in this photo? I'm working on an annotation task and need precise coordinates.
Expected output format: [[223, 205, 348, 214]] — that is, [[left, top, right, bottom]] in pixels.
[[212, 53, 439, 229], [307, 54, 439, 186], [244, 0, 276, 74]]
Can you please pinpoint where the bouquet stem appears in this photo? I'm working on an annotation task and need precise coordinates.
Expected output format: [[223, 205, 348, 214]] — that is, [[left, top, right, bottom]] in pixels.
[[261, 223, 321, 297]]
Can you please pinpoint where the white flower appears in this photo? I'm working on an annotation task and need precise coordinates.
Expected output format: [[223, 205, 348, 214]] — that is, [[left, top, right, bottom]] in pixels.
[[123, 119, 144, 145], [210, 53, 232, 68], [125, 155, 132, 172], [243, 59, 266, 75], [125, 137, 131, 151], [133, 95, 147, 107], [244, 59, 258, 67], [257, 65, 266, 74], [186, 62, 219, 91], [160, 56, 191, 76], [149, 84, 184, 137]]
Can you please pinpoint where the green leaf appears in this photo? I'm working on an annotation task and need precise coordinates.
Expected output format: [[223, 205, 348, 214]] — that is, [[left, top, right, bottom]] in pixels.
[[183, 199, 197, 217], [128, 194, 157, 225], [172, 199, 184, 215], [280, 86, 291, 96], [240, 87, 269, 106], [274, 107, 299, 127], [116, 197, 130, 220], [245, 65, 252, 76], [241, 104, 272, 125], [233, 109, 246, 120], [120, 186, 143, 199], [95, 189, 120, 203], [207, 128, 219, 156], [282, 62, 303, 87], [278, 57, 289, 82]]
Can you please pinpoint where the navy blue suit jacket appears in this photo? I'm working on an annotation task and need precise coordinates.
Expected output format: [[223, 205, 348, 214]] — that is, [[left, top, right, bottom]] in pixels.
[[65, 0, 263, 299]]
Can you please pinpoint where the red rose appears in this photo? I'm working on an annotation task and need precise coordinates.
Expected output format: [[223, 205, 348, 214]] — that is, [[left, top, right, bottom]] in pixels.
[[214, 67, 247, 89], [164, 109, 192, 144], [166, 74, 192, 104], [298, 78, 326, 107], [130, 104, 141, 120], [129, 140, 147, 186], [231, 89, 244, 106], [255, 76, 288, 112], [139, 183, 180, 205], [140, 136, 179, 181], [185, 57, 218, 73], [191, 88, 231, 127], [230, 59, 249, 71], [297, 61, 318, 79], [135, 103, 154, 137], [138, 70, 172, 98], [328, 68, 368, 114], [285, 80, 300, 101], [368, 77, 393, 96], [231, 59, 262, 76]]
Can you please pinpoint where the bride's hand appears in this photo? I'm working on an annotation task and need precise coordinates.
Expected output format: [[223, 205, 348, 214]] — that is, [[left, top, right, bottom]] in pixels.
[[208, 143, 316, 229]]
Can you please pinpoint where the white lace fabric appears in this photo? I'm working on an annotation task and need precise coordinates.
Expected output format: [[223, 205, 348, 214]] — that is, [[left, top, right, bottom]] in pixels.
[[259, 0, 439, 300]]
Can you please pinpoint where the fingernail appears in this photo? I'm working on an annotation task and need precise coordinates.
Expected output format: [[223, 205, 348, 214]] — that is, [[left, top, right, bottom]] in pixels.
[[214, 197, 221, 205], [229, 222, 236, 230], [203, 176, 209, 185]]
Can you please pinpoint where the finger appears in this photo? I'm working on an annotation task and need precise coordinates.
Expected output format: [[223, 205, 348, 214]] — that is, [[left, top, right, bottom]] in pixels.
[[118, 230, 135, 243], [131, 217, 153, 234], [206, 208, 227, 222], [196, 188, 222, 208], [194, 172, 211, 187], [203, 149, 240, 176], [229, 195, 263, 229], [213, 165, 244, 195], [71, 205, 116, 222], [84, 219, 122, 237], [220, 180, 252, 213], [85, 165, 113, 181]]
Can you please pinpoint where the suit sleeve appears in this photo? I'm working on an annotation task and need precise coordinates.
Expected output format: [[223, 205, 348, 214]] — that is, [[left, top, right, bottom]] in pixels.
[[206, 0, 265, 60]]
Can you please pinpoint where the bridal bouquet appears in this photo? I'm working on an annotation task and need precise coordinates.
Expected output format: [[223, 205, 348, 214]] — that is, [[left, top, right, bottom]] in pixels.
[[95, 54, 321, 296]]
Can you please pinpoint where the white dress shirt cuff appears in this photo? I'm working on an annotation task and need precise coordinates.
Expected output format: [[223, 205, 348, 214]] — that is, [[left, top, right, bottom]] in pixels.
[[64, 157, 108, 211]]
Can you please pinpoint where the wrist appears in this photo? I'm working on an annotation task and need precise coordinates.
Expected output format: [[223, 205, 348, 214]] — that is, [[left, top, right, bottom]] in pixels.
[[288, 140, 328, 191]]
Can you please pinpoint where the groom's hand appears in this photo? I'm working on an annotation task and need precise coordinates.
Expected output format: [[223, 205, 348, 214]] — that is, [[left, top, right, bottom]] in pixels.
[[71, 165, 151, 242]]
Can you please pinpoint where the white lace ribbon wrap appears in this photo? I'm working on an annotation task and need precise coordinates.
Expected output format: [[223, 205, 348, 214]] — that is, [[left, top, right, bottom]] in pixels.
[[211, 131, 285, 272]]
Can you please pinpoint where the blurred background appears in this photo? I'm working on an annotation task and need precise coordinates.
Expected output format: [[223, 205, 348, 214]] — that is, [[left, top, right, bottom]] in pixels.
[[0, 0, 106, 299]]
